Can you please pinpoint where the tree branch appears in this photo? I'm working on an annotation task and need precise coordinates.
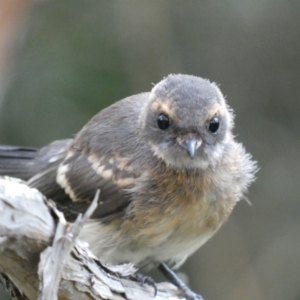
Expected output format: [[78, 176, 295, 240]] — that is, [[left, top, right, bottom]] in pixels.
[[0, 177, 180, 300]]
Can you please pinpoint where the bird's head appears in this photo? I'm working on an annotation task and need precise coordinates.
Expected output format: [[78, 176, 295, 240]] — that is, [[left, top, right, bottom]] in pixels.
[[141, 74, 234, 170]]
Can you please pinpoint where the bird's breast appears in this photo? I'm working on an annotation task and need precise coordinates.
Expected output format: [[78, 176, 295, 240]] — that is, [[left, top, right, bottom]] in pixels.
[[122, 169, 233, 249], [80, 168, 237, 267]]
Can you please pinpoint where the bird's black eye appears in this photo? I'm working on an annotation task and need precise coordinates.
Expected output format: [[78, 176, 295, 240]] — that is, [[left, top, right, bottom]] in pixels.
[[208, 117, 219, 133], [157, 113, 170, 130]]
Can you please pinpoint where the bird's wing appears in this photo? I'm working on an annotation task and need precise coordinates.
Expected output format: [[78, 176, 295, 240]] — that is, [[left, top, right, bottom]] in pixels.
[[0, 95, 149, 221], [27, 141, 137, 221], [0, 139, 136, 221]]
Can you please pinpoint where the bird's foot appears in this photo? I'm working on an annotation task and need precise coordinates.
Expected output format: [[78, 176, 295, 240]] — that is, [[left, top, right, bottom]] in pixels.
[[158, 263, 204, 300], [177, 285, 203, 300], [130, 273, 157, 296]]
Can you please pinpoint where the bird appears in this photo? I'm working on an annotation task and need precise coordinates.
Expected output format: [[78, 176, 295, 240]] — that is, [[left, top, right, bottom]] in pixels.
[[0, 74, 257, 299]]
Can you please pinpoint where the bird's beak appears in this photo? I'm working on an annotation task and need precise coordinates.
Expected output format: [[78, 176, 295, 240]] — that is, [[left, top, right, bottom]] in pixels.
[[177, 135, 202, 159]]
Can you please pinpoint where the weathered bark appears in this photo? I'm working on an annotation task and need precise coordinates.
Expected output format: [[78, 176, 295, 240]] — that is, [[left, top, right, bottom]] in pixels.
[[0, 177, 180, 300]]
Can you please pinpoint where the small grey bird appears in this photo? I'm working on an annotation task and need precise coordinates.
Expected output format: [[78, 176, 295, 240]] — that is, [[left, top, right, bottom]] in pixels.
[[0, 74, 257, 299]]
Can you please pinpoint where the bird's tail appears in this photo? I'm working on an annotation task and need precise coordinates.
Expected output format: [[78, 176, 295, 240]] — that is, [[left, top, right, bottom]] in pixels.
[[0, 145, 38, 180], [0, 139, 73, 181]]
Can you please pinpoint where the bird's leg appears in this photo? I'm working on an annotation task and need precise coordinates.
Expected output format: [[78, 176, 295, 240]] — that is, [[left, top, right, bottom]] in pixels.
[[158, 263, 204, 300]]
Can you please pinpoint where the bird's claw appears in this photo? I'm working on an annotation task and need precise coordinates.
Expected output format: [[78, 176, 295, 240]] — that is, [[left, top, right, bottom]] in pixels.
[[178, 287, 204, 300], [130, 273, 157, 297]]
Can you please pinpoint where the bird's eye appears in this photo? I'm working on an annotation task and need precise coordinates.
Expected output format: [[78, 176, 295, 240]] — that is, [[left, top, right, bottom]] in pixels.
[[208, 117, 219, 133], [157, 113, 170, 130]]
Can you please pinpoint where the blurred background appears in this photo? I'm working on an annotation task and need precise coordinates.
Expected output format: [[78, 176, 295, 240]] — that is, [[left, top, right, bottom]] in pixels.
[[0, 1, 299, 299]]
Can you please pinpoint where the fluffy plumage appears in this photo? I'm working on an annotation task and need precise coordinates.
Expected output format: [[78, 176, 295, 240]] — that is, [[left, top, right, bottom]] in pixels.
[[0, 74, 257, 269]]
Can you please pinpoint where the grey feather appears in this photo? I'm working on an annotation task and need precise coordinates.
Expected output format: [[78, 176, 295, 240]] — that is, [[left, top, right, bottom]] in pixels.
[[0, 74, 257, 269]]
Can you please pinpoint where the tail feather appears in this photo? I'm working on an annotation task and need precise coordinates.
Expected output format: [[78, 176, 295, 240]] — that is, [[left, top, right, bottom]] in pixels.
[[0, 146, 37, 159], [0, 146, 38, 180], [0, 139, 72, 181]]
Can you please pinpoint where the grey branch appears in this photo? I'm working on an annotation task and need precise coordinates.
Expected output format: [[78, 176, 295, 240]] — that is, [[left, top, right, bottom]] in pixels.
[[0, 177, 180, 300]]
